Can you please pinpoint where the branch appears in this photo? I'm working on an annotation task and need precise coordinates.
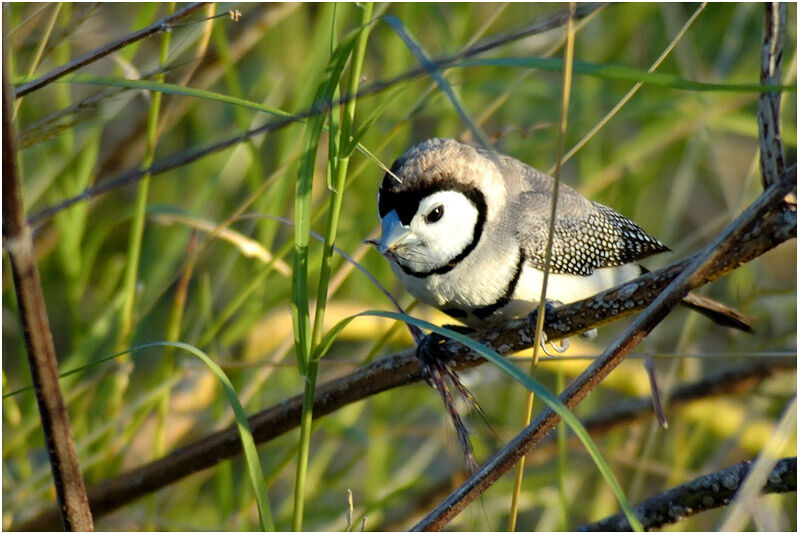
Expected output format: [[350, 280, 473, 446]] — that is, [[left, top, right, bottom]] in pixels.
[[411, 166, 795, 530], [578, 457, 797, 531], [11, 167, 795, 531], [758, 2, 787, 188], [372, 358, 796, 530], [2, 41, 93, 531], [13, 3, 208, 98]]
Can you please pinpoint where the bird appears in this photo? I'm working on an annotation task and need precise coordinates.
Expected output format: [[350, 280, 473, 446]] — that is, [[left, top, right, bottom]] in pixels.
[[376, 137, 752, 333]]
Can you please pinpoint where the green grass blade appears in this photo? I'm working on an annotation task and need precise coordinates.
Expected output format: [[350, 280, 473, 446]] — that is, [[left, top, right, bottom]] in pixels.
[[345, 83, 405, 157], [292, 24, 359, 371], [53, 74, 396, 166], [147, 342, 275, 531], [312, 2, 374, 353], [457, 57, 796, 93], [117, 7, 173, 351], [291, 20, 364, 531], [55, 74, 297, 118]]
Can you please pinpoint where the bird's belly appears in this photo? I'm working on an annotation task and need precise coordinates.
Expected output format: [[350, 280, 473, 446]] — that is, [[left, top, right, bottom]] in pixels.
[[390, 257, 641, 327], [497, 263, 642, 320]]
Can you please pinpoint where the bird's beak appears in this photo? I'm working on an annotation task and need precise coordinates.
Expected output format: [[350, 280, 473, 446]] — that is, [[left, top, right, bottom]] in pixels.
[[379, 210, 412, 255]]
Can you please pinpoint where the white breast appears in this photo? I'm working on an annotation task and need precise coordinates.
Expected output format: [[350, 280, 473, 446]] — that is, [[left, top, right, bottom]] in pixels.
[[498, 262, 642, 320], [389, 245, 520, 311]]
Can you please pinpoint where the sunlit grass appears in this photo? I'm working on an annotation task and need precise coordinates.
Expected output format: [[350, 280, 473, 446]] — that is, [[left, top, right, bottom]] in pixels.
[[2, 3, 796, 531]]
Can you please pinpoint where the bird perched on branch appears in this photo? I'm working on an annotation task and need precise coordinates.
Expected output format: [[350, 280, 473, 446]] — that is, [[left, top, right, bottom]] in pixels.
[[376, 137, 752, 334]]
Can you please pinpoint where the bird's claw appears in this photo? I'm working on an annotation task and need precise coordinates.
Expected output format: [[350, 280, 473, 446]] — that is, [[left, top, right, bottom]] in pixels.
[[541, 337, 569, 356], [526, 301, 569, 355]]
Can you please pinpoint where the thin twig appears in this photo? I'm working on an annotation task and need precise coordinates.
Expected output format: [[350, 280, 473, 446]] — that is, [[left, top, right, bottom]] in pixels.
[[757, 2, 787, 189], [644, 354, 668, 428], [13, 3, 208, 98], [576, 357, 795, 441], [578, 457, 797, 531], [11, 174, 794, 531], [2, 42, 93, 531], [410, 166, 795, 530]]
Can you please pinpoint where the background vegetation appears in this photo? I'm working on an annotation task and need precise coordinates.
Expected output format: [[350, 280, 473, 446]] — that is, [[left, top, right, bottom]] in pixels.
[[3, 2, 796, 530]]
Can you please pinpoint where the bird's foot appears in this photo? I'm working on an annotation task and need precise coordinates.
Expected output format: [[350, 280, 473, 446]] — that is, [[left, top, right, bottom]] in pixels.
[[416, 325, 474, 387], [526, 301, 569, 355], [417, 331, 450, 387]]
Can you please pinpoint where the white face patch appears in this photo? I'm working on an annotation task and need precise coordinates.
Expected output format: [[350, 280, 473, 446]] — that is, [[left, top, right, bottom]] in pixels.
[[393, 190, 480, 273]]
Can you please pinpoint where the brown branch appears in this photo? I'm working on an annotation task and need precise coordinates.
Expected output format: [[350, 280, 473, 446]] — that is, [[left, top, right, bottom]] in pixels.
[[758, 2, 787, 188], [11, 167, 795, 531], [2, 42, 93, 531], [411, 167, 796, 531], [13, 3, 208, 98], [578, 457, 797, 531], [374, 357, 796, 530]]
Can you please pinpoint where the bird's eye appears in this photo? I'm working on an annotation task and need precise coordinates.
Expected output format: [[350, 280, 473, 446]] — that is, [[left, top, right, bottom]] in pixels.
[[425, 205, 444, 223]]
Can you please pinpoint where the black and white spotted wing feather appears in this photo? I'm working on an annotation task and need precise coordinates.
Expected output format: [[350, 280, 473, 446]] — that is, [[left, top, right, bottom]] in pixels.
[[496, 154, 669, 276]]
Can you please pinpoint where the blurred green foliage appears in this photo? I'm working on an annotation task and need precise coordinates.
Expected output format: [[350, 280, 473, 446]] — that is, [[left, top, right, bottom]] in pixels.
[[3, 3, 796, 531]]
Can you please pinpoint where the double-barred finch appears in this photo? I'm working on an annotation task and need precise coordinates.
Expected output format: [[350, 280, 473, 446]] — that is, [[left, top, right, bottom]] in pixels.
[[377, 137, 752, 332]]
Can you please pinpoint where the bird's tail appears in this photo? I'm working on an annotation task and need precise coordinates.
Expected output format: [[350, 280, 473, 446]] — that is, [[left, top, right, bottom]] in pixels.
[[680, 292, 753, 333]]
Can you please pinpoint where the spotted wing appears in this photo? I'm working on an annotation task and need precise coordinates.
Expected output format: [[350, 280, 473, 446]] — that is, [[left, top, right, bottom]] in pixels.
[[511, 183, 669, 276]]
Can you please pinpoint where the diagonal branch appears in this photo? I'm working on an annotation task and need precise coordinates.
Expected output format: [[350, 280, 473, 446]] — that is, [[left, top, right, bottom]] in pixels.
[[11, 165, 795, 531], [373, 358, 796, 530], [578, 457, 797, 531], [411, 166, 796, 530]]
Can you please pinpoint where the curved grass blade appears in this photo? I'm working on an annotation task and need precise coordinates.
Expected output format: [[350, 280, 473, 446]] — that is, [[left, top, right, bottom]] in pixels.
[[149, 210, 291, 273], [154, 342, 276, 530], [318, 310, 643, 531], [149, 341, 275, 530], [6, 341, 276, 531], [55, 74, 296, 119]]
